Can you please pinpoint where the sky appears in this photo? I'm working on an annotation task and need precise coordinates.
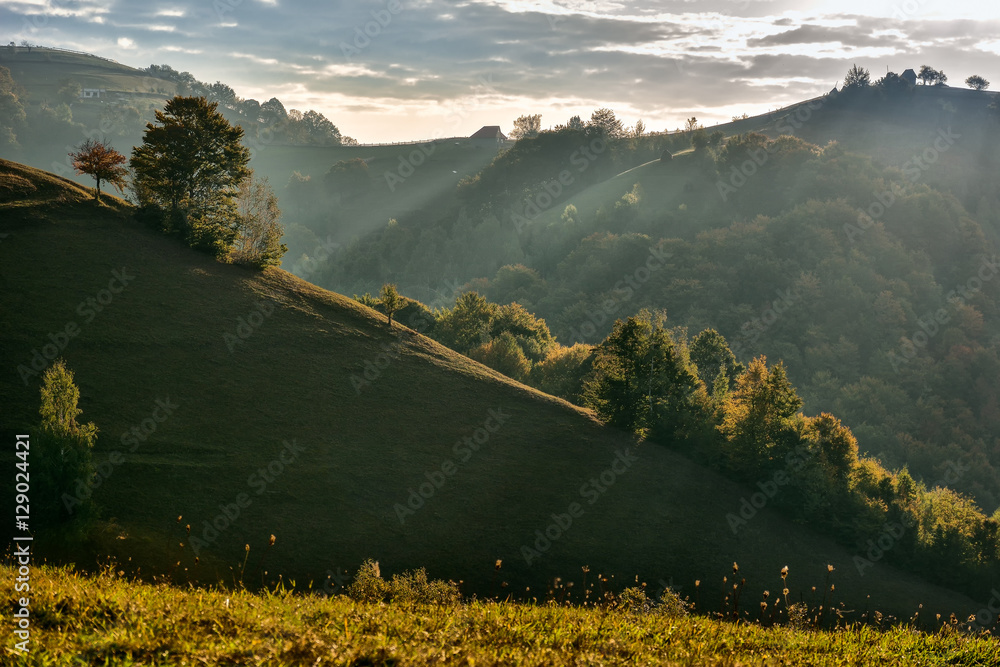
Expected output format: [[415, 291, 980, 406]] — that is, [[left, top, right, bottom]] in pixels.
[[4, 0, 1000, 142]]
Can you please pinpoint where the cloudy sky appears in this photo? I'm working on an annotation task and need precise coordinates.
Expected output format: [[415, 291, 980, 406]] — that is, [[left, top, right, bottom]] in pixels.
[[4, 0, 1000, 142]]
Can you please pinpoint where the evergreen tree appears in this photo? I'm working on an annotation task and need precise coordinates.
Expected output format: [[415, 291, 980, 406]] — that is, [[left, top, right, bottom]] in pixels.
[[130, 96, 251, 257]]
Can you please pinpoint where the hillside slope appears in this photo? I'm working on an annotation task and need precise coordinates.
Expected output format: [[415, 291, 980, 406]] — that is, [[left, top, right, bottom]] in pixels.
[[0, 159, 986, 620]]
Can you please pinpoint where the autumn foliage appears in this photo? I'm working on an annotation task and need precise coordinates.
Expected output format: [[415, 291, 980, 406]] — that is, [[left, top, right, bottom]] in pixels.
[[69, 138, 128, 202]]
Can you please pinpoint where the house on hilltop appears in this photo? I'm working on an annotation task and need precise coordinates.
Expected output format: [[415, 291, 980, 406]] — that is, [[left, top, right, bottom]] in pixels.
[[901, 69, 917, 87], [470, 125, 507, 149]]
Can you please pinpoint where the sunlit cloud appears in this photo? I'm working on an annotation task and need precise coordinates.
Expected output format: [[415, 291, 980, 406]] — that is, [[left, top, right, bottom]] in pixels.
[[2, 0, 998, 141]]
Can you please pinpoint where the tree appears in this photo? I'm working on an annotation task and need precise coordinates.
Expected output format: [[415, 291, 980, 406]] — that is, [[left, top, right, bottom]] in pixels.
[[589, 108, 625, 138], [632, 119, 646, 138], [470, 332, 531, 382], [918, 65, 946, 86], [582, 311, 701, 437], [718, 356, 803, 478], [57, 78, 81, 105], [69, 138, 128, 202], [434, 292, 497, 353], [207, 81, 238, 109], [843, 64, 870, 90], [690, 329, 744, 393], [325, 158, 370, 201], [966, 75, 990, 91], [285, 170, 314, 214], [684, 117, 701, 133], [875, 71, 911, 95], [0, 65, 26, 145], [489, 302, 555, 362], [301, 110, 343, 145], [260, 97, 288, 124], [691, 129, 709, 150], [231, 171, 287, 268], [36, 360, 98, 523], [566, 115, 585, 130], [380, 283, 403, 325], [130, 96, 251, 256], [240, 98, 261, 122], [510, 114, 542, 140]]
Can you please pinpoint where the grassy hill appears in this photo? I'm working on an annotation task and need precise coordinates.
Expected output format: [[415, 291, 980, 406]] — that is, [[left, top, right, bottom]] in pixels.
[[0, 158, 988, 623], [0, 45, 177, 101], [4, 563, 998, 665]]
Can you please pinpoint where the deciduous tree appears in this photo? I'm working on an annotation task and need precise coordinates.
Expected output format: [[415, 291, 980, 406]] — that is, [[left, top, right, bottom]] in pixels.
[[380, 283, 403, 325], [589, 108, 625, 139], [510, 114, 542, 140], [69, 138, 128, 202], [231, 171, 287, 268], [966, 75, 990, 91]]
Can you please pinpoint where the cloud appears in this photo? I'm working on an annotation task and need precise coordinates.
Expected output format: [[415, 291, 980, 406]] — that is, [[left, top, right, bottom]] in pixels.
[[2, 0, 999, 140]]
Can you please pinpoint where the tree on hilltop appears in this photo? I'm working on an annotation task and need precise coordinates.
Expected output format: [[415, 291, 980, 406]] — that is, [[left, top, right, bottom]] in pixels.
[[966, 75, 990, 91], [130, 96, 251, 257], [589, 108, 625, 138], [918, 65, 947, 86], [843, 64, 870, 90], [69, 138, 128, 202], [510, 114, 542, 140]]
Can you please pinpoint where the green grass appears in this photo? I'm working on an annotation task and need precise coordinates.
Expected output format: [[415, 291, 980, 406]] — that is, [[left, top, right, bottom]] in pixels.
[[0, 158, 990, 624], [2, 564, 998, 666]]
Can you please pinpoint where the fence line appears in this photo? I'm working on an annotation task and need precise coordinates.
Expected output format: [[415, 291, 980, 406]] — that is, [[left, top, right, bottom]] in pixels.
[[2, 44, 122, 65]]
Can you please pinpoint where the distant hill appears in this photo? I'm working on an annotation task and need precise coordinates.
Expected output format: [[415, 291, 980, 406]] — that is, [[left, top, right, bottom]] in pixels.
[[0, 158, 986, 621], [0, 45, 177, 101]]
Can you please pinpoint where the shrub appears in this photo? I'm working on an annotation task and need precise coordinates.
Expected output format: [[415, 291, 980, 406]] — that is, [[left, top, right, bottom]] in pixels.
[[657, 587, 690, 618], [345, 560, 461, 605], [345, 559, 388, 603], [616, 586, 650, 613]]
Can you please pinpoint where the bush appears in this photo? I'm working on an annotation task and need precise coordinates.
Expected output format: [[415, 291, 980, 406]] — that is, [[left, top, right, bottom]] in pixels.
[[616, 586, 650, 613], [387, 568, 461, 605], [345, 560, 460, 604], [657, 587, 689, 618], [345, 559, 388, 602]]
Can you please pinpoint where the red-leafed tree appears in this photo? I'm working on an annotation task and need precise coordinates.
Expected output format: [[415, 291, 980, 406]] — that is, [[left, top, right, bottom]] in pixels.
[[69, 138, 127, 202]]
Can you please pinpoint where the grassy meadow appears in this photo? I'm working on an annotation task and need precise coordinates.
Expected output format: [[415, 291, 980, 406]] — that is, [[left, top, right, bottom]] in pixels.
[[3, 563, 999, 666]]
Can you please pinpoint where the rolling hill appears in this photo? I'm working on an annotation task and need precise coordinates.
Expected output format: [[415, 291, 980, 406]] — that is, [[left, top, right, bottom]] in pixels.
[[0, 158, 988, 622]]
